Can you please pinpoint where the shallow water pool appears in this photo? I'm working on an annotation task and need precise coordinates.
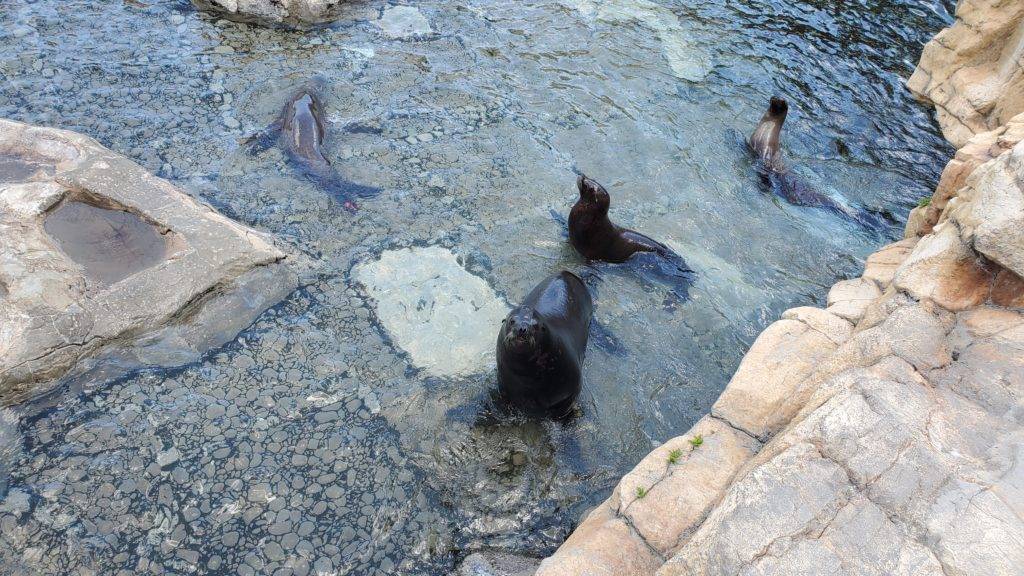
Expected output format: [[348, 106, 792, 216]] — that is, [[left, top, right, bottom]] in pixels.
[[0, 0, 953, 574]]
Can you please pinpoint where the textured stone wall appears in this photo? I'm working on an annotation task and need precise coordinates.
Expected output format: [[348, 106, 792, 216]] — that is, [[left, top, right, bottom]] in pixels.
[[908, 0, 1024, 148]]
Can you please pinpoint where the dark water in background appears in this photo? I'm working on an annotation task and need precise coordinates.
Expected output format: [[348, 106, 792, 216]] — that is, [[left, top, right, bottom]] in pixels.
[[0, 0, 954, 574]]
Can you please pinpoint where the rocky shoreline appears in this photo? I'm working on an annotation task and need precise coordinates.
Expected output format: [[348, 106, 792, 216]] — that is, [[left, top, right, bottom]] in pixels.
[[522, 3, 1024, 575]]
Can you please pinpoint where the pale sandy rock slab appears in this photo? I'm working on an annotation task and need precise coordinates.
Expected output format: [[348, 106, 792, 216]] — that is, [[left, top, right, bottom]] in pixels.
[[820, 303, 951, 380], [862, 238, 918, 287], [352, 246, 510, 378], [375, 6, 433, 39], [904, 204, 930, 239], [908, 0, 1024, 147], [534, 503, 662, 576], [191, 0, 348, 27], [892, 223, 994, 311], [609, 416, 759, 556], [0, 118, 295, 403], [657, 442, 854, 576], [948, 140, 1024, 278], [781, 306, 853, 344], [711, 313, 845, 440], [826, 278, 882, 323], [935, 307, 1024, 421], [909, 113, 1024, 238]]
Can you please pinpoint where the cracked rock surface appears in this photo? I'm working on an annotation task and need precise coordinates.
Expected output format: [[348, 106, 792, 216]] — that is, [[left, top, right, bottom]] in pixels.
[[0, 118, 296, 403]]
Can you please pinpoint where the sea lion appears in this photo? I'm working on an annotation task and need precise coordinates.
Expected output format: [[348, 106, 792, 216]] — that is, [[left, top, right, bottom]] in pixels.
[[747, 97, 887, 229], [496, 271, 593, 418], [569, 175, 676, 263], [749, 96, 788, 172], [245, 83, 379, 211], [567, 175, 695, 303]]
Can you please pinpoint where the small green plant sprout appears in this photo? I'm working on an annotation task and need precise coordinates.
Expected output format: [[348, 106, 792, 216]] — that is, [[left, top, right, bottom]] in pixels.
[[917, 196, 931, 208], [635, 486, 648, 499], [667, 448, 683, 464], [689, 434, 704, 450]]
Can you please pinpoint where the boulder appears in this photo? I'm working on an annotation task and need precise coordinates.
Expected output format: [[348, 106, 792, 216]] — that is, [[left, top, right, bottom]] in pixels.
[[907, 0, 1024, 147], [892, 223, 994, 311], [861, 238, 918, 288], [457, 551, 541, 576], [826, 278, 882, 323], [191, 0, 348, 28], [0, 118, 295, 403], [948, 140, 1024, 278], [907, 113, 1024, 238], [711, 309, 851, 440]]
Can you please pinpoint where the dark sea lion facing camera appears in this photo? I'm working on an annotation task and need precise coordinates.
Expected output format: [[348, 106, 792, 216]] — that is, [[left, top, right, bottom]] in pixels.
[[245, 81, 380, 211], [496, 271, 593, 418]]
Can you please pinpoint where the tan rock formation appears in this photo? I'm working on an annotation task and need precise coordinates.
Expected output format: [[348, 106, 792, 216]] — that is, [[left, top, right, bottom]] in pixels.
[[908, 0, 1024, 147]]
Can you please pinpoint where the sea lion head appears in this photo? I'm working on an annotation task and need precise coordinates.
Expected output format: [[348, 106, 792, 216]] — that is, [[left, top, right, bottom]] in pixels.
[[768, 96, 788, 119], [576, 175, 611, 213], [500, 307, 549, 355]]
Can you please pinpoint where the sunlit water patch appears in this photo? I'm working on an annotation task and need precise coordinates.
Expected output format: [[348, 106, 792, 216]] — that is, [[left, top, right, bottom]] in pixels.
[[0, 0, 953, 574]]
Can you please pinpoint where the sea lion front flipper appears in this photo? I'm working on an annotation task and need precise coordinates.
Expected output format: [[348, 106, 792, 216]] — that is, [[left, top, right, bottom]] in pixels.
[[240, 120, 282, 155], [548, 209, 569, 239], [627, 251, 696, 305]]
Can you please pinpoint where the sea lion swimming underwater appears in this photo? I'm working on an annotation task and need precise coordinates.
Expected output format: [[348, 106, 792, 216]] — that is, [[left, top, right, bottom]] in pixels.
[[244, 83, 380, 211], [747, 97, 888, 230], [568, 175, 695, 301], [496, 271, 593, 418]]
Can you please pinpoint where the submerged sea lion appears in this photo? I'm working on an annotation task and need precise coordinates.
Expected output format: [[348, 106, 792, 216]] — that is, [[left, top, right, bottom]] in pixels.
[[496, 271, 593, 418], [246, 84, 380, 211], [747, 97, 887, 229]]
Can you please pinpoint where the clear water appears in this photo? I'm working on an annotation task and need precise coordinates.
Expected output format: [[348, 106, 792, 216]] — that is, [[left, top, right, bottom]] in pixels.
[[0, 0, 954, 574]]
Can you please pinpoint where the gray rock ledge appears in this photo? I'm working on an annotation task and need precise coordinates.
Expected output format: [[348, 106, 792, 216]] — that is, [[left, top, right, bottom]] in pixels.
[[0, 118, 296, 404]]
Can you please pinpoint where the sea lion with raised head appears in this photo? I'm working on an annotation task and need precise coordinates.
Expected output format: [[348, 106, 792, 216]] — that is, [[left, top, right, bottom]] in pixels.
[[749, 96, 788, 172], [747, 97, 887, 229], [496, 271, 593, 418], [569, 175, 676, 263], [567, 175, 694, 302], [245, 83, 380, 211]]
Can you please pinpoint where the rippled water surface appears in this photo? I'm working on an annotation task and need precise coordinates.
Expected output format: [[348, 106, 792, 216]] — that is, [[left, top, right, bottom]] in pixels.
[[1, 0, 953, 574]]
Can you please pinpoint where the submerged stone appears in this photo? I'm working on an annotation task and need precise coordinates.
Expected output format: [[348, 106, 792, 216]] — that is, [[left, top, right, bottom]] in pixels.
[[352, 246, 509, 378], [567, 0, 710, 81], [375, 6, 433, 39]]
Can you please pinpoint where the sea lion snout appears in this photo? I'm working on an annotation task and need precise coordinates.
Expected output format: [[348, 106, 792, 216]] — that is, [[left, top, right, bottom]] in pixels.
[[576, 174, 593, 199], [769, 96, 788, 117], [576, 175, 609, 206], [502, 308, 544, 349]]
